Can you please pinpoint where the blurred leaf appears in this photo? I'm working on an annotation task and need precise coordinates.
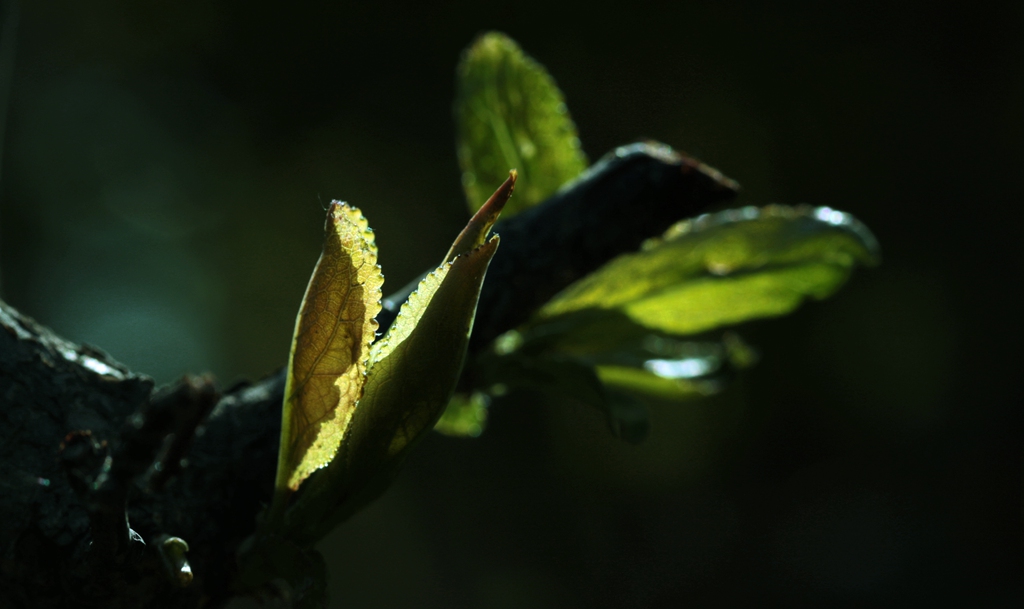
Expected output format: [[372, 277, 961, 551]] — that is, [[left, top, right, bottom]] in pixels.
[[488, 318, 737, 411], [593, 332, 757, 402], [274, 202, 383, 494], [434, 392, 490, 438], [596, 365, 720, 402], [485, 206, 876, 418], [456, 32, 587, 216], [537, 205, 880, 336], [505, 316, 757, 405], [721, 330, 759, 369]]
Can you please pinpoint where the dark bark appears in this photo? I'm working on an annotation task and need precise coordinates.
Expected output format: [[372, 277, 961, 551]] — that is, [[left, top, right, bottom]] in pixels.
[[0, 299, 287, 608], [380, 142, 739, 351], [0, 142, 736, 608]]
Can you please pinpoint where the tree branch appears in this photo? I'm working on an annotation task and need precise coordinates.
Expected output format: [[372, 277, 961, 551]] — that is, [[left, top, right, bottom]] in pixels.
[[0, 142, 736, 608]]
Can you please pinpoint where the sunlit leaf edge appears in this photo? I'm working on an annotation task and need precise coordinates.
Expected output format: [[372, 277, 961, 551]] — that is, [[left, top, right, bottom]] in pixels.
[[274, 202, 383, 498], [282, 237, 500, 544], [534, 204, 880, 337]]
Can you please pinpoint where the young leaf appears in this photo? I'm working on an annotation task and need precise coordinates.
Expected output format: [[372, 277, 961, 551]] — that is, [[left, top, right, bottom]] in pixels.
[[490, 315, 754, 410], [364, 237, 500, 454], [445, 170, 516, 261], [535, 205, 880, 337], [284, 238, 500, 545], [434, 392, 490, 438], [467, 142, 739, 353], [274, 202, 383, 497], [281, 179, 511, 545], [456, 32, 587, 217]]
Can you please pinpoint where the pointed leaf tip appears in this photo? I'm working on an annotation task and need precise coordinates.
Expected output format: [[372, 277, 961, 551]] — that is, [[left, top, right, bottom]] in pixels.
[[281, 189, 509, 542], [283, 236, 502, 544], [446, 171, 516, 262]]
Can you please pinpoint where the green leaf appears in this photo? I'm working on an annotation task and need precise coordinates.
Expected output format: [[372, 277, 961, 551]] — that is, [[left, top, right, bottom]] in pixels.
[[284, 237, 500, 544], [434, 392, 490, 438], [536, 205, 880, 336], [455, 32, 587, 216], [274, 203, 383, 498], [279, 179, 512, 544], [501, 314, 758, 405], [596, 365, 720, 402]]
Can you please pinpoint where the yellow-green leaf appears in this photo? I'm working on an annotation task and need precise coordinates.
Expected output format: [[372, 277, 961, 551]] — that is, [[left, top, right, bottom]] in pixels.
[[434, 392, 490, 438], [536, 205, 880, 336], [596, 365, 719, 402], [284, 237, 500, 544], [507, 314, 755, 405], [280, 178, 513, 544], [358, 236, 498, 467], [456, 32, 587, 217], [274, 202, 383, 495]]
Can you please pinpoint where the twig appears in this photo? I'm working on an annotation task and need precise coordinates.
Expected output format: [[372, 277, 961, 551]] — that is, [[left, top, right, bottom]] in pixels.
[[148, 375, 221, 491]]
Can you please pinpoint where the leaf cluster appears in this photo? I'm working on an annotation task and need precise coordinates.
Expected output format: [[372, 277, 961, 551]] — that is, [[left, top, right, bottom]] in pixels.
[[442, 33, 879, 443], [237, 32, 879, 607]]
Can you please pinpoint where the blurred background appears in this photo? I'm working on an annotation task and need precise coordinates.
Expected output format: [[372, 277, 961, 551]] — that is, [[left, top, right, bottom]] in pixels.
[[1, 1, 1019, 607]]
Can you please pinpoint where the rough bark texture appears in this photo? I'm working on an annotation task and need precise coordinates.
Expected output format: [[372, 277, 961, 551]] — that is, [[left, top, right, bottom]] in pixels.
[[0, 142, 736, 608], [0, 299, 286, 608]]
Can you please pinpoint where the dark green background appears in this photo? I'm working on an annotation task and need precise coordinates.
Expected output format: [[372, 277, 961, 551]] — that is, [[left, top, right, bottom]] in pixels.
[[1, 1, 1019, 607]]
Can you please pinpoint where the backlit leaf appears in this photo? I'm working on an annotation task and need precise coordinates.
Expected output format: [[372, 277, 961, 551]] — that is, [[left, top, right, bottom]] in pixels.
[[282, 178, 512, 544], [357, 239, 498, 465], [536, 205, 880, 336], [434, 392, 490, 438], [274, 202, 383, 495], [367, 240, 499, 455], [456, 32, 587, 216], [596, 365, 719, 402], [495, 318, 756, 407], [284, 238, 500, 544]]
